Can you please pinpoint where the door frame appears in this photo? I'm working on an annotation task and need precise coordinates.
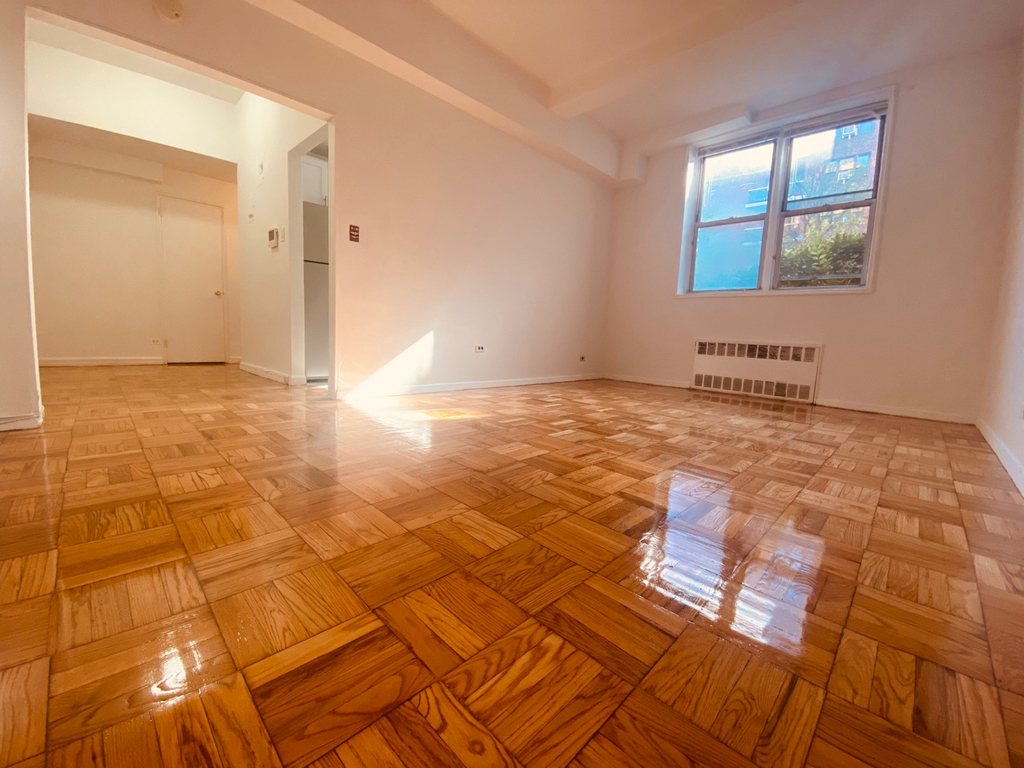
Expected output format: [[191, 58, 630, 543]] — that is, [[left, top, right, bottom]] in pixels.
[[287, 124, 333, 390], [156, 194, 229, 364]]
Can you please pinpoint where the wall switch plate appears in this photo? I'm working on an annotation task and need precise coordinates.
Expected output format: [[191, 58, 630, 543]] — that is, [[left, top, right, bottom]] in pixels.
[[475, 345, 485, 353]]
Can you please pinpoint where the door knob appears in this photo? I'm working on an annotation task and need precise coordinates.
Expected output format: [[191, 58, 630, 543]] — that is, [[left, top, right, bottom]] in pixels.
[[214, 290, 223, 296]]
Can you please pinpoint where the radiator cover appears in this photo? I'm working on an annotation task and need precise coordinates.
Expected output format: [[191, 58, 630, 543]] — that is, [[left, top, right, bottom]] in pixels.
[[692, 340, 821, 403]]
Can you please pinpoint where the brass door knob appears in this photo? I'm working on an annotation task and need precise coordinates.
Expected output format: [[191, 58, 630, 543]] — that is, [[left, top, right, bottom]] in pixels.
[[214, 290, 223, 296]]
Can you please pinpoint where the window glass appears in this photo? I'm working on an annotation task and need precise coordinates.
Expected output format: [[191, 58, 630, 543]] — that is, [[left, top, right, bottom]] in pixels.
[[778, 208, 869, 287], [693, 221, 764, 291], [699, 143, 775, 222], [786, 119, 881, 210]]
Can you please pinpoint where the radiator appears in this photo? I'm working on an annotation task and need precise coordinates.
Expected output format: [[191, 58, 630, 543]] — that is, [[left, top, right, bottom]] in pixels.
[[692, 340, 822, 403]]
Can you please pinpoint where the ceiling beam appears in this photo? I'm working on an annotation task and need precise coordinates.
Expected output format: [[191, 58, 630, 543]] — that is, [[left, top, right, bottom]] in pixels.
[[244, 0, 621, 183]]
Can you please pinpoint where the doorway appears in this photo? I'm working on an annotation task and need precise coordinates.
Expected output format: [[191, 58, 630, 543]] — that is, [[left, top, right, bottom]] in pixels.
[[302, 150, 329, 380], [159, 197, 227, 363], [24, 11, 336, 391]]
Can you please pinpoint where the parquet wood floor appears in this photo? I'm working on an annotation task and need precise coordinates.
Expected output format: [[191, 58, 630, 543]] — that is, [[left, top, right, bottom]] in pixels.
[[0, 364, 1022, 767]]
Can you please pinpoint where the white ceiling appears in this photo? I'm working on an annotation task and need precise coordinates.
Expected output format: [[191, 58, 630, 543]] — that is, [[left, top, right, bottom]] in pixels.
[[422, 0, 800, 89], [422, 0, 1024, 138], [587, 0, 1024, 138]]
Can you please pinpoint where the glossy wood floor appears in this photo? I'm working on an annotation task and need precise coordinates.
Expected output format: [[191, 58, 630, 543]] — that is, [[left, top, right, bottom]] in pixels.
[[1, 365, 1022, 768]]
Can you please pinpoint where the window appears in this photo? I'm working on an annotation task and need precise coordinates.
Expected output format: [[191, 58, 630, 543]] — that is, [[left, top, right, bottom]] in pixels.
[[684, 106, 887, 293]]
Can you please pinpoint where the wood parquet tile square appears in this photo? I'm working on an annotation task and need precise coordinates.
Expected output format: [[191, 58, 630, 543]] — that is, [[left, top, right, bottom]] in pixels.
[[536, 575, 684, 684], [192, 528, 320, 601], [469, 537, 591, 614], [47, 605, 236, 748], [442, 619, 631, 768], [378, 570, 527, 676], [3, 366, 1024, 767], [530, 515, 634, 571], [330, 532, 457, 608], [0, 658, 48, 767], [247, 612, 433, 767], [212, 563, 365, 667]]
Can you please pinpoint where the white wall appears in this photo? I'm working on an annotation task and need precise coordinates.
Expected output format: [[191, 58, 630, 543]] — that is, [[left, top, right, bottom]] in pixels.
[[331, 70, 611, 394], [604, 45, 1022, 423], [28, 149, 240, 364], [235, 93, 325, 384], [26, 41, 239, 162], [981, 47, 1024, 491], [0, 2, 42, 430]]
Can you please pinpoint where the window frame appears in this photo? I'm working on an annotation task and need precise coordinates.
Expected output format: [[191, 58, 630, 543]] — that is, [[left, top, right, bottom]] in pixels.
[[680, 101, 890, 297]]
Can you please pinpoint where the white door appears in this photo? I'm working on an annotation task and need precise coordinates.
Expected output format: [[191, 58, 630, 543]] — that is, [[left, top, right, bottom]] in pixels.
[[159, 197, 226, 363]]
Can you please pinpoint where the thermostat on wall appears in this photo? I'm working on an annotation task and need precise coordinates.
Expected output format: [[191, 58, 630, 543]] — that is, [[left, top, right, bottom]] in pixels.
[[268, 228, 280, 249]]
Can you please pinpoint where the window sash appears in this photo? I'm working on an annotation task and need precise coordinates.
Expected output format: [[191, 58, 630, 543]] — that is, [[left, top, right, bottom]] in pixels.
[[685, 107, 887, 294], [772, 201, 876, 289], [688, 141, 777, 292]]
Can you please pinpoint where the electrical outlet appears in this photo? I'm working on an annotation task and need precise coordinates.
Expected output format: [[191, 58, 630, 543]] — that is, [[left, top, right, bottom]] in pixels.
[[475, 345, 485, 353], [579, 355, 586, 363], [150, 339, 162, 346]]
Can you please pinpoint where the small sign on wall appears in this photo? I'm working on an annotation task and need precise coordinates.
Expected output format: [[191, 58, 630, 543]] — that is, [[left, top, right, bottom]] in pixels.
[[349, 225, 359, 242]]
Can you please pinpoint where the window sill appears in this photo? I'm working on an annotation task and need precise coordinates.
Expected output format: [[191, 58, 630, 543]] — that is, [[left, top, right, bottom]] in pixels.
[[675, 285, 873, 299]]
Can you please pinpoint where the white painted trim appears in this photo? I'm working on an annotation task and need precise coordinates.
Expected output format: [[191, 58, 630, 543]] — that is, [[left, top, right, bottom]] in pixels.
[[288, 374, 307, 386], [0, 412, 44, 431], [38, 356, 165, 366], [227, 356, 242, 364], [341, 374, 602, 399], [977, 420, 1024, 494], [812, 397, 972, 424], [240, 361, 293, 385], [602, 374, 695, 389], [603, 375, 973, 424]]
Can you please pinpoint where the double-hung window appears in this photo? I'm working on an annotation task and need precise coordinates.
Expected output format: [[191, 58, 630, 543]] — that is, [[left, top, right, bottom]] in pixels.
[[685, 105, 887, 293]]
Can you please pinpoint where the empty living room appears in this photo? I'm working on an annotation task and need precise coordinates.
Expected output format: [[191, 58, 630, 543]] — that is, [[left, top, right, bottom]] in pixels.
[[3, 0, 1024, 766]]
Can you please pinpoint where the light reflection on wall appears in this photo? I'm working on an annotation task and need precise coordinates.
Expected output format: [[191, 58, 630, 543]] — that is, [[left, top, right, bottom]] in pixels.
[[346, 332, 436, 401], [345, 332, 482, 449]]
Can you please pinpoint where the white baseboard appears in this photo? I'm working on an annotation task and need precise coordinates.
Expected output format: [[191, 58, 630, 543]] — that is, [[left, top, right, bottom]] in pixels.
[[603, 375, 973, 424], [977, 419, 1024, 494], [39, 356, 164, 366], [240, 361, 305, 386], [341, 373, 602, 399], [239, 361, 289, 384], [0, 411, 44, 431], [813, 397, 973, 424], [602, 374, 695, 389], [227, 356, 242, 364]]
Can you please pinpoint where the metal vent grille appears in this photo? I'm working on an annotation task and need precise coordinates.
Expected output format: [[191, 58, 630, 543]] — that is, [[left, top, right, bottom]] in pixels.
[[693, 374, 811, 401], [696, 342, 818, 365], [692, 340, 821, 403]]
